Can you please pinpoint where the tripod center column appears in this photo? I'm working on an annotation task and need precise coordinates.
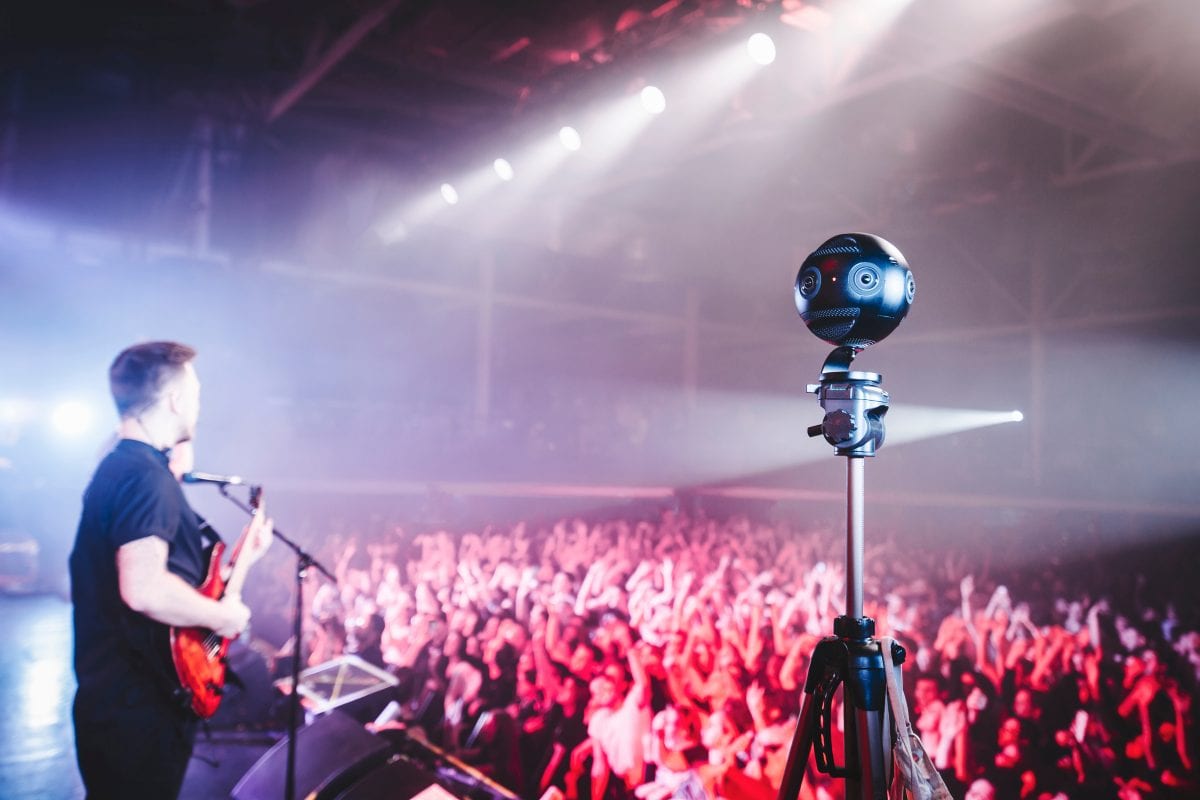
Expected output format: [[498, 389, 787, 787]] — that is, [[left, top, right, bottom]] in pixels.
[[847, 456, 866, 619]]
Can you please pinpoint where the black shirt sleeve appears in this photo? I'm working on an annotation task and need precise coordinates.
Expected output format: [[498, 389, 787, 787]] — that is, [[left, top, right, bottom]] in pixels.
[[108, 470, 182, 549]]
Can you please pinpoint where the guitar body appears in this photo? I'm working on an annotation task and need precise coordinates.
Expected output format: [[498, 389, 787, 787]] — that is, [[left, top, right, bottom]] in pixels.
[[170, 540, 232, 718]]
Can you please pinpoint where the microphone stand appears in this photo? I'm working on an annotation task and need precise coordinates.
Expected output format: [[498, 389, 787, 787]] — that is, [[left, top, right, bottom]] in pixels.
[[217, 485, 337, 800], [777, 346, 907, 800]]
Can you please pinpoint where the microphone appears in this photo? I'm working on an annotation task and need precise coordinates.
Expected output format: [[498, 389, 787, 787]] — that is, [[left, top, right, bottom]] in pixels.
[[181, 471, 245, 486]]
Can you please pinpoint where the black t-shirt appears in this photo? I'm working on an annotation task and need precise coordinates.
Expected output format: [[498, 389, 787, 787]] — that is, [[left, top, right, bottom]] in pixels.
[[69, 439, 216, 707]]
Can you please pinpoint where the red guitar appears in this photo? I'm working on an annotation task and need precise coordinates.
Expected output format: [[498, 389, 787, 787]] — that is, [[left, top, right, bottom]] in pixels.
[[170, 488, 270, 718]]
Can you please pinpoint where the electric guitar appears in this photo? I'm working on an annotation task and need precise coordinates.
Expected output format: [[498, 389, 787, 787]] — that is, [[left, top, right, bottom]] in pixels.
[[170, 487, 267, 718]]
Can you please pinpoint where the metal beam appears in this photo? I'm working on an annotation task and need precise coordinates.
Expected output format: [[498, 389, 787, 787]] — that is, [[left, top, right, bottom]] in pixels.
[[935, 60, 1198, 163], [787, 4, 1080, 120], [192, 116, 213, 255], [0, 71, 21, 195], [259, 260, 688, 328], [384, 53, 530, 100], [580, 5, 1083, 203], [683, 286, 700, 409], [1050, 150, 1200, 188], [944, 240, 1030, 322], [475, 251, 495, 429], [268, 0, 407, 123]]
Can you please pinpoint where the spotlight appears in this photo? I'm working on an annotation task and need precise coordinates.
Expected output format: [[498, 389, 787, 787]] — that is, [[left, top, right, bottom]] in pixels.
[[747, 32, 776, 65], [640, 86, 666, 114], [440, 183, 459, 205], [1010, 410, 1025, 423], [493, 158, 515, 181], [51, 401, 94, 437], [559, 126, 582, 151]]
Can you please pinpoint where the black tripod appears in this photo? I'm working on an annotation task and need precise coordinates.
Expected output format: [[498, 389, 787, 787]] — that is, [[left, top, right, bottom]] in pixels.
[[777, 346, 908, 800]]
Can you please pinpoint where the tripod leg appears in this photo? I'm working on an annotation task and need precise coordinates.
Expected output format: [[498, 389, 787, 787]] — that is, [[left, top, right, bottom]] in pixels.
[[846, 701, 889, 800], [778, 637, 849, 800], [776, 681, 820, 800], [842, 637, 904, 800]]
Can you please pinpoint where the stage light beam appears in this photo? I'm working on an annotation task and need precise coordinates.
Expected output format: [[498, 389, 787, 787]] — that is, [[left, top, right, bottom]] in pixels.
[[493, 158, 515, 182], [885, 405, 1027, 447], [558, 384, 1028, 489], [440, 183, 459, 206]]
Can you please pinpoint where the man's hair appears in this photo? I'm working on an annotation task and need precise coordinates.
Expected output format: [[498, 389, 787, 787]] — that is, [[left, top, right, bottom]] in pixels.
[[109, 341, 196, 418]]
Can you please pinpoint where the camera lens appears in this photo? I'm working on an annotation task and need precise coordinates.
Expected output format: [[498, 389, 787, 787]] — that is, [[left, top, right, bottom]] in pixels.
[[796, 267, 825, 298], [847, 262, 883, 298], [797, 267, 821, 298]]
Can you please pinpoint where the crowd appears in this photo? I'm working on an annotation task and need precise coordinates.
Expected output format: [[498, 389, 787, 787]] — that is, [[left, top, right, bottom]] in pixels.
[[244, 511, 1198, 800]]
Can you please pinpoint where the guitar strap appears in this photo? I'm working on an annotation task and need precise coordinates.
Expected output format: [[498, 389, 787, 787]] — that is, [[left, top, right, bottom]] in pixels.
[[197, 514, 223, 552]]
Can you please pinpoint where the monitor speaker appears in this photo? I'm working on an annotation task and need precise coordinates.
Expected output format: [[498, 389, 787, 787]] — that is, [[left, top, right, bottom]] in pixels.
[[231, 711, 390, 800], [324, 755, 459, 800]]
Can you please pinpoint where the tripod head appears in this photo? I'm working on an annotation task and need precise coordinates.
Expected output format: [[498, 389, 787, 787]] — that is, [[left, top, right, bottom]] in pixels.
[[806, 346, 889, 457]]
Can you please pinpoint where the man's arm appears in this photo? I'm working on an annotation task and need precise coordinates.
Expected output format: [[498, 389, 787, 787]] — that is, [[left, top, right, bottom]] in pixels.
[[118, 536, 249, 638], [590, 739, 610, 800], [532, 630, 563, 699], [627, 641, 652, 708]]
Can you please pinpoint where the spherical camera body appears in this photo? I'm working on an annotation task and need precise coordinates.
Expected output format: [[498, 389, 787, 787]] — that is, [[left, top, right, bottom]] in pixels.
[[794, 233, 915, 350]]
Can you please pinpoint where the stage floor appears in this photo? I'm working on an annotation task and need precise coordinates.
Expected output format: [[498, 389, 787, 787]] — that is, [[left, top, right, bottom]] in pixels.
[[0, 594, 273, 800]]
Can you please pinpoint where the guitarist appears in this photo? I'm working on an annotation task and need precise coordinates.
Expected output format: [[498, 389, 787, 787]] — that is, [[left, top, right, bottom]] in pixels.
[[69, 341, 273, 800]]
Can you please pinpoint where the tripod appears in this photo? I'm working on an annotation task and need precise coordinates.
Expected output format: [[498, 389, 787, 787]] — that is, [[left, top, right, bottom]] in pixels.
[[777, 346, 908, 800]]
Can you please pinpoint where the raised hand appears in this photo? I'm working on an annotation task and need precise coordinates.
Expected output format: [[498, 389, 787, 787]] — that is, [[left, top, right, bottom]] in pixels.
[[1166, 679, 1193, 714]]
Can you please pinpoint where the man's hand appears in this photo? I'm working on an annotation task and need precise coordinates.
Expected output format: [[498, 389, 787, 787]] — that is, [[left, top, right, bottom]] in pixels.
[[214, 595, 251, 639], [241, 504, 274, 565]]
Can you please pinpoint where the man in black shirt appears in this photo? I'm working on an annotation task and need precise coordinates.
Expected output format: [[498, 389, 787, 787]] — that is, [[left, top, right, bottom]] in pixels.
[[70, 341, 272, 799]]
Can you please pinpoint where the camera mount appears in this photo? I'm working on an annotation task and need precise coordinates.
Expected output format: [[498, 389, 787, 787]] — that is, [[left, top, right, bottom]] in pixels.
[[807, 345, 889, 458]]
